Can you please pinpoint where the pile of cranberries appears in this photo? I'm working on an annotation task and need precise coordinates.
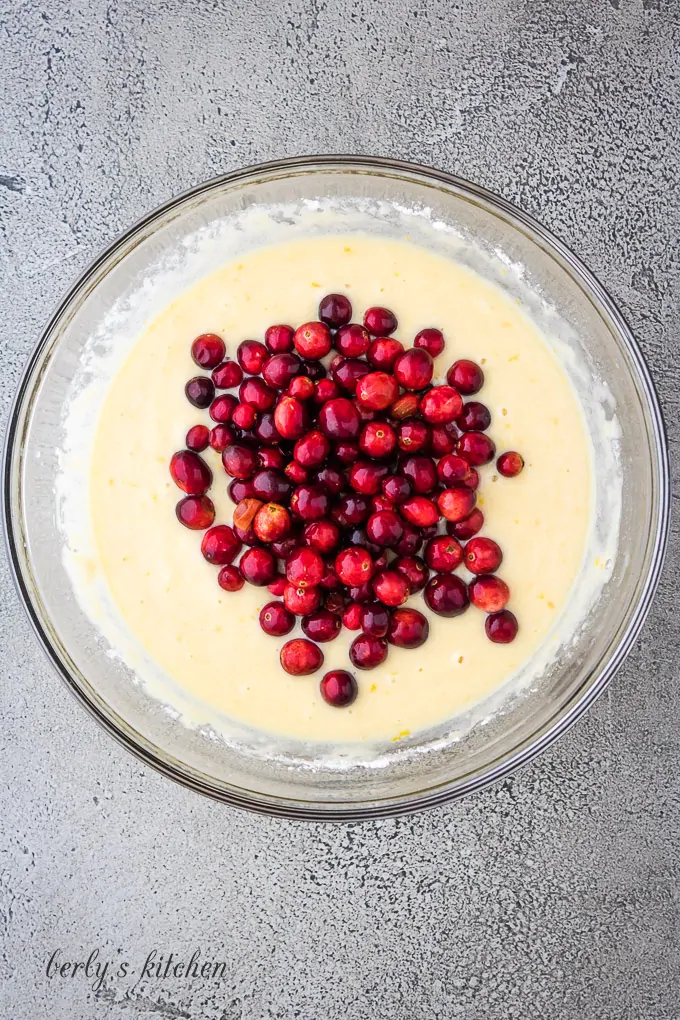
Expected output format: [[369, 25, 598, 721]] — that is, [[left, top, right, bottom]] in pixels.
[[170, 295, 524, 708]]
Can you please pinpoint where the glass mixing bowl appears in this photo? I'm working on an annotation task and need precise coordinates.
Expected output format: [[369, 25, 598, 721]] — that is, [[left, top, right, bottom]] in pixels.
[[3, 156, 669, 819]]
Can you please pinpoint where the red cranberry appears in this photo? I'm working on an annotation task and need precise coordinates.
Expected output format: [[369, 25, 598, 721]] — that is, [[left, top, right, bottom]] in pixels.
[[332, 493, 370, 527], [320, 670, 358, 707], [185, 376, 215, 409], [313, 379, 339, 404], [212, 360, 243, 389], [259, 601, 295, 636], [342, 603, 363, 630], [274, 396, 309, 440], [425, 535, 463, 572], [251, 469, 292, 503], [345, 528, 380, 558], [302, 609, 342, 643], [240, 547, 277, 586], [360, 602, 390, 638], [371, 495, 395, 514], [382, 475, 411, 503], [437, 454, 471, 485], [438, 486, 476, 523], [258, 447, 285, 470], [286, 547, 324, 588], [185, 424, 210, 452], [335, 323, 370, 358], [429, 422, 459, 456], [280, 638, 324, 675], [394, 555, 429, 593], [262, 352, 301, 390], [265, 324, 295, 353], [228, 479, 255, 503], [457, 401, 491, 432], [366, 510, 404, 548], [237, 339, 268, 375], [424, 573, 470, 617], [233, 497, 264, 533], [355, 372, 399, 411], [175, 495, 215, 530], [294, 430, 331, 468], [447, 507, 484, 540], [232, 403, 257, 430], [469, 574, 510, 612], [254, 503, 291, 543], [210, 393, 238, 423], [271, 534, 300, 559], [318, 397, 361, 439], [222, 443, 258, 479], [332, 357, 371, 394], [396, 420, 430, 453], [255, 413, 282, 446], [457, 431, 496, 465], [170, 450, 212, 495], [364, 306, 398, 336], [301, 359, 327, 381], [335, 547, 374, 587], [285, 461, 308, 485], [465, 537, 503, 574], [464, 467, 480, 490], [485, 610, 519, 643], [267, 576, 288, 596], [372, 569, 409, 607], [218, 565, 244, 592], [394, 348, 433, 391], [388, 607, 429, 648], [349, 633, 388, 669], [294, 321, 332, 360], [420, 385, 463, 424], [239, 377, 276, 412], [367, 337, 404, 371], [394, 523, 423, 557], [349, 461, 388, 496], [303, 519, 340, 555], [335, 440, 360, 464], [348, 581, 374, 604], [290, 484, 330, 521], [320, 564, 341, 590], [283, 585, 321, 618], [315, 464, 346, 494], [447, 359, 484, 395], [400, 495, 440, 528], [233, 522, 259, 547], [413, 328, 445, 358], [210, 424, 235, 453], [200, 525, 241, 565], [401, 455, 438, 494], [288, 375, 315, 401], [359, 422, 396, 459], [497, 451, 525, 477], [319, 293, 352, 327], [191, 333, 225, 369]]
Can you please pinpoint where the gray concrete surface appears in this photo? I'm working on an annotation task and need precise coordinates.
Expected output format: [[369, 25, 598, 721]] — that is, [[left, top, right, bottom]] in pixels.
[[1, 0, 679, 1017]]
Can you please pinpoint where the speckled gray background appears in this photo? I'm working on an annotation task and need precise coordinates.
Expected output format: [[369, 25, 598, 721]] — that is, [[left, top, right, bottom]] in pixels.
[[1, 0, 679, 1017]]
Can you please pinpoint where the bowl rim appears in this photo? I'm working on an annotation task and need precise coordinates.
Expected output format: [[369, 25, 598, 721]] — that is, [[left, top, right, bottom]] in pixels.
[[2, 153, 671, 820]]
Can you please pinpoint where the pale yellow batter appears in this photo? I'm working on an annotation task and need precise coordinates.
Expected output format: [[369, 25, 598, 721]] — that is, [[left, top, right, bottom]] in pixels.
[[89, 235, 592, 742]]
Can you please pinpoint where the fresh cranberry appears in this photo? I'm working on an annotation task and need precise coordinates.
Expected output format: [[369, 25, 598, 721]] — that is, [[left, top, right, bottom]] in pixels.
[[236, 339, 267, 375], [285, 461, 308, 485], [301, 360, 327, 381], [387, 608, 429, 648], [400, 495, 440, 528], [320, 670, 357, 707], [175, 495, 215, 530], [239, 377, 276, 412], [349, 461, 389, 496], [324, 591, 345, 613], [342, 603, 363, 630], [396, 420, 430, 453], [254, 503, 291, 543], [315, 464, 346, 494], [209, 425, 235, 453], [218, 565, 244, 592], [359, 422, 396, 459], [320, 564, 341, 590], [185, 376, 215, 408], [437, 454, 471, 485], [200, 525, 241, 565], [288, 376, 315, 401], [464, 468, 480, 490], [313, 379, 339, 404], [394, 349, 433, 391], [438, 486, 476, 523], [280, 638, 324, 675], [228, 479, 254, 503], [390, 393, 421, 421], [251, 469, 292, 503], [267, 576, 288, 597], [170, 450, 212, 495], [348, 581, 374, 604], [424, 574, 470, 617], [286, 547, 324, 588], [302, 609, 342, 642], [264, 324, 295, 353], [469, 574, 510, 612], [262, 352, 301, 390], [232, 403, 257, 430], [335, 323, 370, 358], [290, 484, 330, 521], [420, 386, 463, 424], [303, 519, 340, 555], [185, 424, 210, 452], [372, 569, 409, 607], [319, 293, 352, 327], [332, 493, 370, 527], [255, 413, 282, 446], [212, 360, 243, 389], [371, 495, 395, 514], [191, 333, 225, 369], [335, 547, 374, 587], [294, 430, 331, 468], [334, 440, 360, 464], [394, 555, 429, 593], [274, 396, 309, 440], [447, 359, 484, 395], [332, 357, 371, 394], [413, 328, 445, 358], [240, 547, 277, 586], [425, 535, 463, 572], [258, 447, 285, 470], [457, 401, 491, 432], [222, 444, 257, 479], [233, 522, 259, 547], [364, 306, 398, 336], [447, 507, 484, 540], [429, 422, 459, 456], [318, 397, 361, 439], [367, 337, 404, 371], [271, 534, 300, 559], [210, 393, 238, 423], [349, 633, 388, 669], [355, 372, 399, 411], [465, 537, 503, 574], [497, 451, 524, 477], [294, 321, 332, 360], [382, 475, 411, 503], [360, 602, 390, 638], [401, 455, 437, 494], [366, 510, 404, 548], [284, 584, 322, 617], [394, 523, 423, 556], [457, 431, 496, 465], [485, 610, 519, 643], [259, 601, 295, 636]]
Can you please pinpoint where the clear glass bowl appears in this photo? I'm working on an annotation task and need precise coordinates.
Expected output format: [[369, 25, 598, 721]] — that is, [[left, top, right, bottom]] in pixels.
[[3, 156, 669, 819]]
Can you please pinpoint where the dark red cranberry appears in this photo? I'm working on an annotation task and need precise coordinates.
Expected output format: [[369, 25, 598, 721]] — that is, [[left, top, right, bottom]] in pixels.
[[294, 321, 332, 360], [286, 547, 324, 588], [394, 555, 429, 593], [396, 420, 430, 453], [371, 494, 395, 514], [400, 495, 440, 528], [334, 440, 360, 464], [429, 422, 459, 456], [344, 527, 380, 558], [185, 376, 215, 409], [457, 401, 491, 432], [303, 519, 340, 555], [200, 525, 241, 565], [349, 633, 388, 669], [360, 602, 390, 638], [447, 359, 484, 395], [233, 522, 259, 547], [302, 609, 342, 643], [239, 377, 276, 412], [265, 324, 295, 353], [212, 360, 243, 389], [210, 393, 238, 423], [364, 306, 398, 336], [290, 484, 330, 521], [285, 461, 308, 485], [240, 547, 277, 586], [447, 507, 484, 540], [457, 431, 496, 465], [175, 495, 215, 530], [251, 469, 291, 502], [382, 475, 411, 503], [320, 564, 341, 591], [274, 396, 309, 440], [253, 503, 291, 543], [401, 454, 438, 494], [469, 574, 510, 612], [372, 569, 409, 607], [335, 323, 370, 358], [294, 430, 331, 468], [387, 608, 429, 648], [367, 336, 404, 371], [267, 576, 288, 597], [315, 464, 346, 494], [356, 372, 399, 411], [259, 601, 295, 636], [284, 583, 322, 616], [349, 461, 388, 496], [318, 397, 361, 439], [222, 443, 258, 479], [210, 424, 235, 453], [313, 379, 339, 404], [237, 339, 268, 375], [288, 375, 315, 401], [366, 510, 404, 548], [271, 534, 300, 559], [218, 565, 244, 592], [185, 424, 210, 452], [420, 386, 463, 424], [259, 447, 285, 470], [464, 467, 480, 490], [485, 610, 519, 643], [394, 348, 433, 391], [359, 422, 396, 459], [320, 670, 357, 707], [332, 493, 370, 527], [232, 403, 257, 430], [280, 638, 324, 675], [497, 451, 524, 477], [319, 293, 352, 328], [170, 450, 212, 495], [228, 478, 255, 503], [465, 537, 503, 574], [255, 413, 282, 446], [424, 573, 469, 617], [332, 357, 371, 394], [438, 486, 476, 523], [437, 454, 471, 485], [394, 523, 423, 557], [191, 333, 225, 369], [335, 547, 374, 587], [262, 352, 301, 390], [413, 328, 445, 358], [425, 535, 463, 572], [324, 591, 345, 613], [342, 603, 363, 630], [301, 359, 327, 381], [348, 581, 374, 604]]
